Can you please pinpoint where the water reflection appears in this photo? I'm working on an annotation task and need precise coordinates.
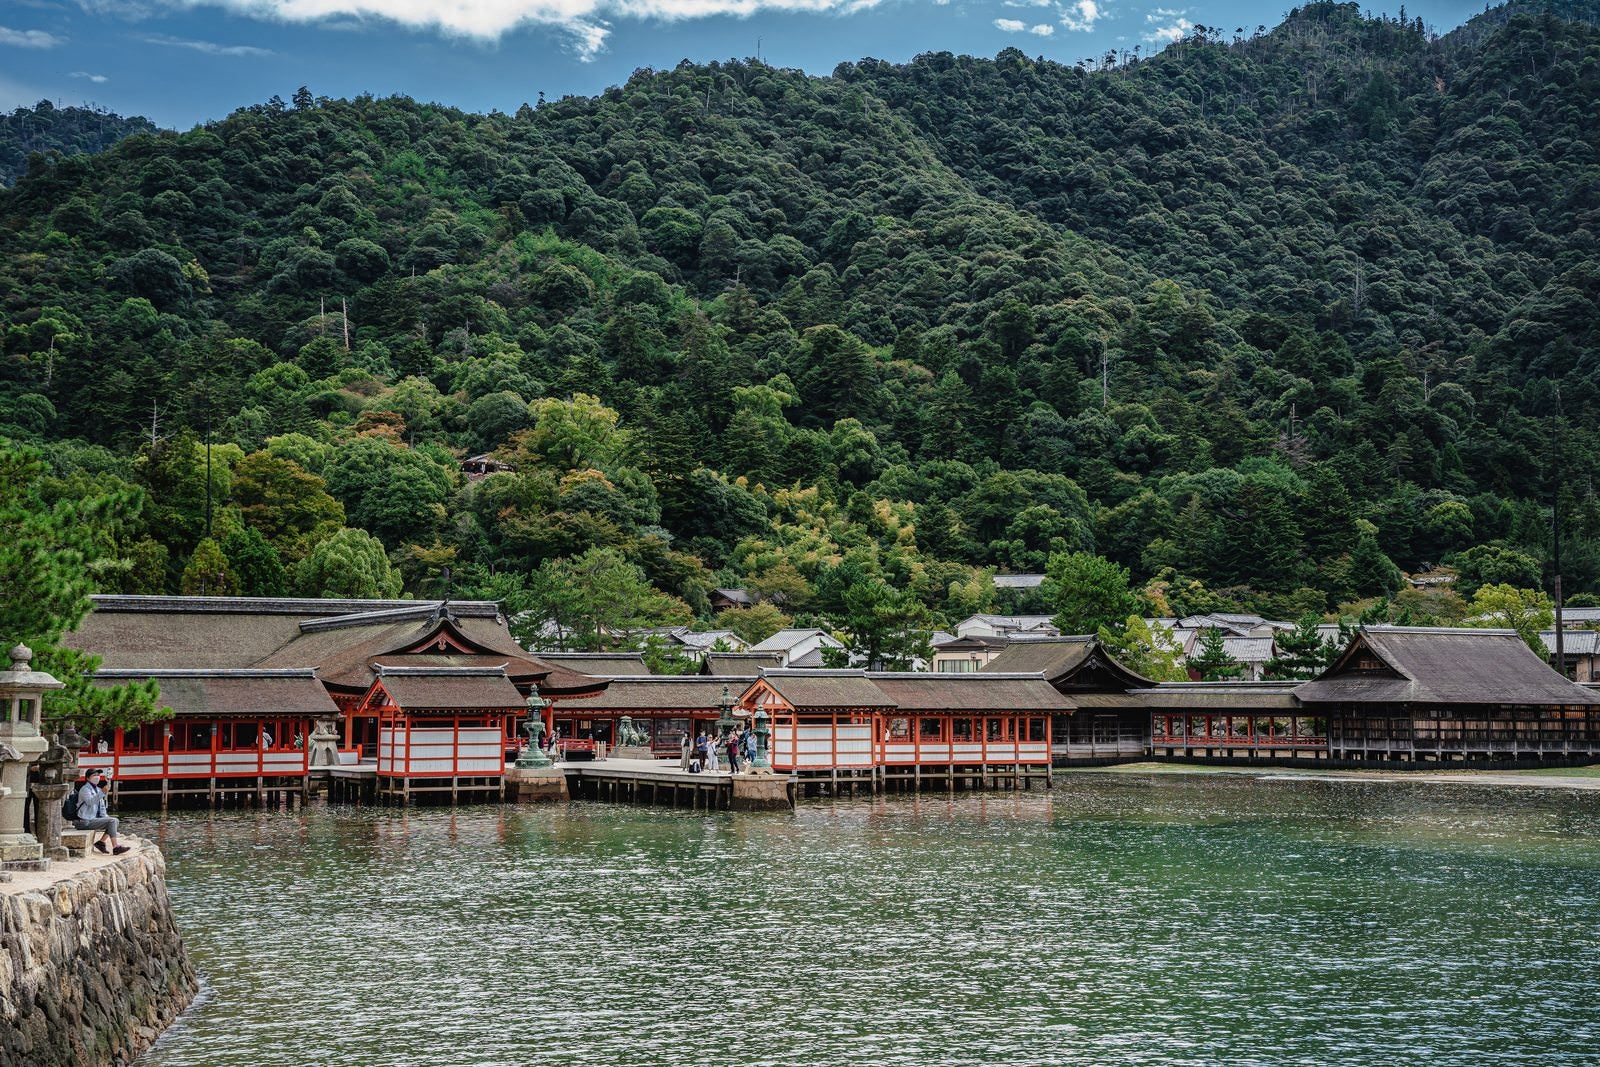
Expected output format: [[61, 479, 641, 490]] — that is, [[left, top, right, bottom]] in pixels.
[[138, 774, 1600, 1066]]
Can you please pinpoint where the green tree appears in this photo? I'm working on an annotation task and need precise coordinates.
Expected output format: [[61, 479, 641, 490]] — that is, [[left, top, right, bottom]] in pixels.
[[1264, 616, 1342, 680], [1097, 616, 1187, 682], [220, 527, 288, 597], [180, 537, 238, 596], [714, 602, 790, 644], [1467, 584, 1553, 653], [832, 578, 933, 670], [1452, 543, 1542, 599], [1189, 626, 1243, 680], [294, 528, 403, 599], [0, 447, 165, 732], [1045, 551, 1139, 636], [521, 394, 624, 470], [524, 547, 690, 651], [232, 450, 345, 560], [323, 437, 452, 548]]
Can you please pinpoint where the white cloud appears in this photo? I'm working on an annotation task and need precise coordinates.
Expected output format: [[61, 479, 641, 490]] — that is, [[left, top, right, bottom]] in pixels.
[[164, 0, 890, 60], [0, 25, 66, 47], [993, 16, 1024, 30], [1028, 22, 1052, 34], [1142, 14, 1190, 41], [1058, 0, 1097, 31], [70, 70, 109, 82], [1145, 5, 1182, 17], [138, 32, 274, 55]]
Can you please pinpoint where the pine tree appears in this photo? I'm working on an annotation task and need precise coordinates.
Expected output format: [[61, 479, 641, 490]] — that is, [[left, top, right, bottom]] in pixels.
[[1264, 616, 1338, 679], [0, 446, 165, 732], [1189, 627, 1243, 680]]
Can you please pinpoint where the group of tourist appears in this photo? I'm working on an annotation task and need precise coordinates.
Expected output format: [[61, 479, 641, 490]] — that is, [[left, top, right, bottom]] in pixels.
[[681, 726, 756, 774]]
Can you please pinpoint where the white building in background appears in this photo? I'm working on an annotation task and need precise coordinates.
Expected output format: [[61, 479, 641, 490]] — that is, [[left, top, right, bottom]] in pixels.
[[748, 628, 847, 668]]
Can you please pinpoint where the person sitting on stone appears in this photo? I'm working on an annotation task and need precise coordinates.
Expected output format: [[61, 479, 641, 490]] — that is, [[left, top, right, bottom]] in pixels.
[[73, 769, 130, 855]]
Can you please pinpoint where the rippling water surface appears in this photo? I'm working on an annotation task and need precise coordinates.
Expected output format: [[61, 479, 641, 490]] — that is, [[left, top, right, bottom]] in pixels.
[[135, 773, 1600, 1066]]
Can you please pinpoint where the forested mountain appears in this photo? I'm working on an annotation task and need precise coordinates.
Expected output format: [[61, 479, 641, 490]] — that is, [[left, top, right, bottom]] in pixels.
[[2, 1, 1598, 658], [1, 102, 158, 187]]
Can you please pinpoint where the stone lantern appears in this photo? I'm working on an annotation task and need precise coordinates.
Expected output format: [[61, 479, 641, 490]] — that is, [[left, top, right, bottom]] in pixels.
[[516, 694, 553, 770], [0, 644, 63, 863]]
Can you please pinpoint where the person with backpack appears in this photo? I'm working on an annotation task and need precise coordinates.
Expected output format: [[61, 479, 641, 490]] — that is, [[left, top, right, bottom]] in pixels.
[[69, 769, 130, 855]]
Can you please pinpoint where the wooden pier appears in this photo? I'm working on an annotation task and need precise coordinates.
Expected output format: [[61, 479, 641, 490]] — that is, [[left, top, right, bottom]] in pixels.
[[562, 758, 797, 810]]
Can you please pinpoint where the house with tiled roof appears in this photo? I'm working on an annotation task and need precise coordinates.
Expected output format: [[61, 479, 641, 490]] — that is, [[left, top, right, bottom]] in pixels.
[[747, 628, 846, 668]]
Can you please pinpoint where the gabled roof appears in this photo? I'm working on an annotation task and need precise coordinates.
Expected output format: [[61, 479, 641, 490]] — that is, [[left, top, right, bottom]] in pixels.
[[553, 676, 754, 712], [750, 628, 839, 653], [867, 672, 1074, 712], [981, 637, 1156, 691], [749, 669, 896, 710], [711, 587, 753, 605], [1540, 630, 1600, 656], [960, 613, 1058, 629], [670, 629, 748, 651], [371, 666, 525, 711], [703, 652, 784, 675], [1219, 637, 1275, 664], [933, 635, 1010, 652], [1295, 626, 1600, 706], [93, 668, 341, 719], [69, 594, 613, 700]]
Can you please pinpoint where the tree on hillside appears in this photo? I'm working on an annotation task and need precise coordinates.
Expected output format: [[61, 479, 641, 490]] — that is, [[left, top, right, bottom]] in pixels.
[[232, 450, 345, 561], [293, 528, 402, 599], [1045, 551, 1139, 635], [1452, 542, 1542, 599], [180, 537, 237, 596], [715, 602, 790, 645], [221, 527, 288, 597], [525, 547, 690, 651], [1466, 583, 1553, 654]]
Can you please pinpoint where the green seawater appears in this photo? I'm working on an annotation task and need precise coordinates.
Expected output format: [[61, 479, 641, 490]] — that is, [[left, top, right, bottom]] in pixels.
[[135, 773, 1600, 1066]]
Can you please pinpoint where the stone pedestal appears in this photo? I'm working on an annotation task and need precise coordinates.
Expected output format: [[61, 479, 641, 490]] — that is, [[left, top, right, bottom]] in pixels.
[[29, 780, 70, 861], [608, 745, 655, 761], [731, 772, 792, 811], [506, 765, 570, 803]]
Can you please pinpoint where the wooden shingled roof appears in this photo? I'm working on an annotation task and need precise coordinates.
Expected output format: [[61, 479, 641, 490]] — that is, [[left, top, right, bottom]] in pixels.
[[981, 637, 1157, 690], [703, 652, 784, 675], [70, 595, 609, 700], [372, 666, 526, 711], [1295, 626, 1600, 706], [94, 668, 341, 718], [752, 670, 898, 710], [867, 672, 1074, 712], [529, 652, 650, 677], [553, 676, 754, 711]]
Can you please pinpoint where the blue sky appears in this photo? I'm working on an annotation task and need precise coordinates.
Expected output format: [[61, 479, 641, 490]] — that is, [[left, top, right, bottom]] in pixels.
[[3, 0, 1491, 128]]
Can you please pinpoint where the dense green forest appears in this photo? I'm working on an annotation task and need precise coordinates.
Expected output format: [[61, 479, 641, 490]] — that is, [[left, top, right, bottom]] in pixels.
[[2, 0, 1598, 660], [1, 102, 157, 188]]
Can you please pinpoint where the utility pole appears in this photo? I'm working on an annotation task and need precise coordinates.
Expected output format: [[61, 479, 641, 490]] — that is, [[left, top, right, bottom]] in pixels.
[[1551, 389, 1566, 675]]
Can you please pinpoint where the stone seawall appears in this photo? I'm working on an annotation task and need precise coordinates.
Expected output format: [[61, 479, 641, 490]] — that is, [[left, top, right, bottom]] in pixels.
[[1, 845, 197, 1067]]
